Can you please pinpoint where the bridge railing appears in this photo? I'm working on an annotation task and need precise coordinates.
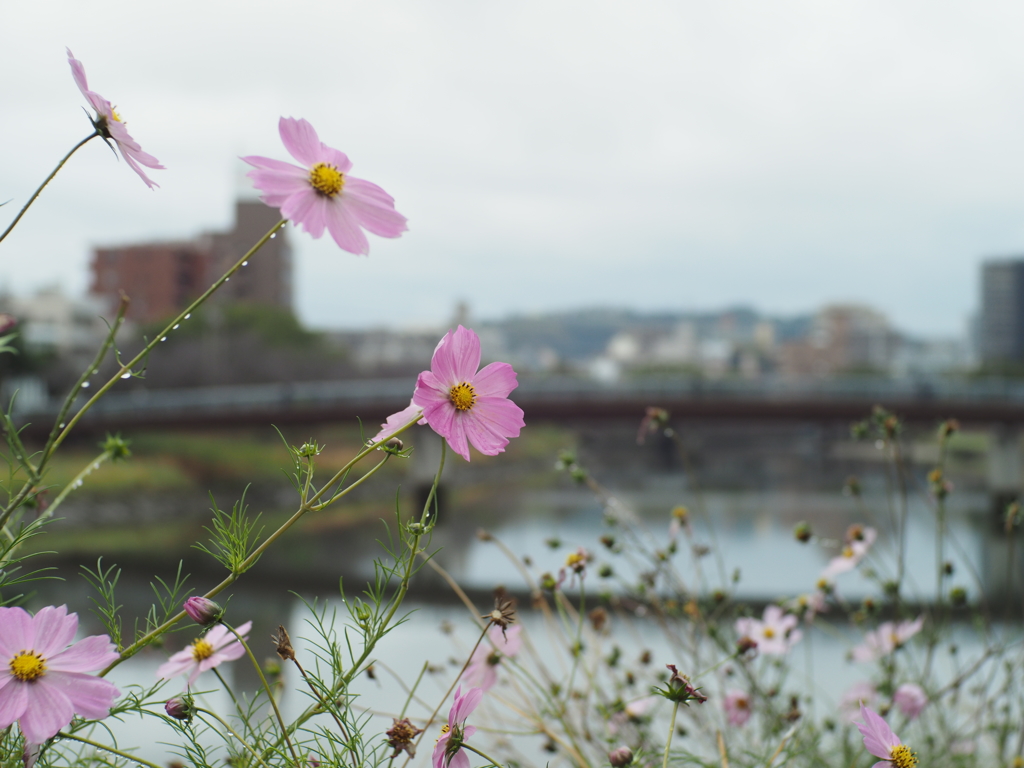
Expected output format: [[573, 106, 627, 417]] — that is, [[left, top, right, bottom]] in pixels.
[[17, 374, 1024, 425]]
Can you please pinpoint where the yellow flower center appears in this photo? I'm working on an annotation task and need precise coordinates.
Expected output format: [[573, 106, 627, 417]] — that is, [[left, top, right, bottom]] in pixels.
[[842, 546, 854, 559], [566, 552, 585, 567], [763, 627, 776, 639], [449, 382, 476, 411], [192, 639, 215, 662], [9, 651, 46, 681], [111, 109, 123, 123], [309, 162, 345, 197], [889, 744, 917, 768]]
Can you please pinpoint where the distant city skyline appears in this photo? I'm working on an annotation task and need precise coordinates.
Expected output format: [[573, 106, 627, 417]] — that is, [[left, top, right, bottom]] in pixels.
[[6, 3, 1024, 337]]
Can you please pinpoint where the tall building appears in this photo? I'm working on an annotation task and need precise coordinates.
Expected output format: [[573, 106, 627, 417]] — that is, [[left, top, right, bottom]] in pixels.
[[979, 259, 1024, 365], [89, 201, 292, 323]]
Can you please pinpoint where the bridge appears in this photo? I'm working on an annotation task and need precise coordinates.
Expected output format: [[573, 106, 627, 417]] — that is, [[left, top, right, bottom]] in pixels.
[[17, 375, 1024, 438]]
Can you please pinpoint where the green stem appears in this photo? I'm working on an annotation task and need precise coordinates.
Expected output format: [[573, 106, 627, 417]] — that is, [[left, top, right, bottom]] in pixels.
[[0, 132, 98, 245], [196, 708, 272, 768], [461, 742, 505, 767], [102, 451, 393, 674], [213, 667, 246, 722], [0, 294, 129, 533], [399, 661, 430, 719], [420, 439, 447, 526], [57, 731, 164, 768], [289, 655, 358, 768], [662, 700, 680, 768], [44, 218, 287, 459], [224, 622, 301, 767], [307, 413, 421, 508], [403, 624, 491, 767]]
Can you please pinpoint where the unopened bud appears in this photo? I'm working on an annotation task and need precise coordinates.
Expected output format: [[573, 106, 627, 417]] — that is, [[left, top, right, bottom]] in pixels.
[[183, 597, 223, 627], [609, 746, 633, 767], [164, 696, 195, 722], [793, 522, 812, 543]]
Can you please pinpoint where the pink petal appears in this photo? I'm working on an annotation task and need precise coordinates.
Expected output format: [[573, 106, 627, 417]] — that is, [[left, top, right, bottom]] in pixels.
[[46, 672, 119, 720], [448, 326, 482, 382], [472, 362, 518, 398], [428, 329, 459, 386], [0, 679, 29, 730], [28, 606, 76, 658], [0, 607, 33, 657], [281, 189, 327, 238], [66, 49, 90, 97], [856, 705, 899, 759], [431, 408, 469, 461], [413, 370, 452, 408], [17, 679, 74, 743], [343, 178, 409, 238], [279, 117, 325, 167], [432, 733, 450, 768], [372, 402, 425, 443], [448, 749, 470, 768], [324, 200, 370, 255], [320, 145, 353, 173], [471, 397, 524, 439], [242, 155, 306, 175], [47, 635, 118, 673], [214, 621, 251, 651], [462, 412, 510, 456], [451, 686, 483, 722], [156, 653, 196, 681]]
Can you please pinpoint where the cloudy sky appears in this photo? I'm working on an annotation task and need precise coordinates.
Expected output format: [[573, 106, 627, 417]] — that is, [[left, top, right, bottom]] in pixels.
[[4, 2, 1024, 336]]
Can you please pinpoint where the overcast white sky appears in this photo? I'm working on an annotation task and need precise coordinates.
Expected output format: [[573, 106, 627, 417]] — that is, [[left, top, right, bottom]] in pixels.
[[4, 1, 1024, 336]]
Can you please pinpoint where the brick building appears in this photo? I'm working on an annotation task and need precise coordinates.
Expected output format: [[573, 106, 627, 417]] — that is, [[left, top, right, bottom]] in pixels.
[[90, 200, 292, 323]]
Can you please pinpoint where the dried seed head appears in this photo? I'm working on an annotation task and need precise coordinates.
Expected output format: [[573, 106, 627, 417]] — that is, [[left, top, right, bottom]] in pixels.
[[272, 625, 296, 661], [386, 718, 424, 758], [483, 596, 517, 636]]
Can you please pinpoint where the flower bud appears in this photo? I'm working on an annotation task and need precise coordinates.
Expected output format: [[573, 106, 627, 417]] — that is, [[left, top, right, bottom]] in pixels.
[[165, 696, 195, 722], [183, 596, 223, 626], [609, 746, 633, 767], [793, 522, 812, 543]]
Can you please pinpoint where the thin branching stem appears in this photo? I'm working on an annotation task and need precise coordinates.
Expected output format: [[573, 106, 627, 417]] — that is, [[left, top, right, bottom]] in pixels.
[[0, 132, 98, 245]]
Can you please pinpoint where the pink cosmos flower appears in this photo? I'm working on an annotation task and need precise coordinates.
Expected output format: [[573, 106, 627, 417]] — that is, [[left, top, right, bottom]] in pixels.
[[463, 625, 522, 691], [609, 696, 657, 737], [821, 526, 877, 578], [0, 605, 120, 744], [855, 705, 917, 768], [734, 605, 802, 655], [410, 326, 525, 462], [852, 617, 924, 663], [156, 621, 252, 686], [67, 49, 164, 189], [786, 590, 829, 623], [432, 685, 483, 768], [839, 680, 878, 724], [723, 689, 752, 726], [243, 117, 407, 254], [892, 683, 927, 720]]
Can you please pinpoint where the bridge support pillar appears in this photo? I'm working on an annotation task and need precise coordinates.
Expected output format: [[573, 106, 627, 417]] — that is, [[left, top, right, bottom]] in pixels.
[[984, 427, 1024, 603], [411, 431, 447, 526]]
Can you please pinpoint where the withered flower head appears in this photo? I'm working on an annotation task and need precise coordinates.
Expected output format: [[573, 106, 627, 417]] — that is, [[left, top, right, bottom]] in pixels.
[[386, 718, 424, 759], [736, 636, 758, 656], [588, 606, 609, 631], [657, 665, 708, 704], [483, 595, 517, 637], [272, 625, 296, 662]]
